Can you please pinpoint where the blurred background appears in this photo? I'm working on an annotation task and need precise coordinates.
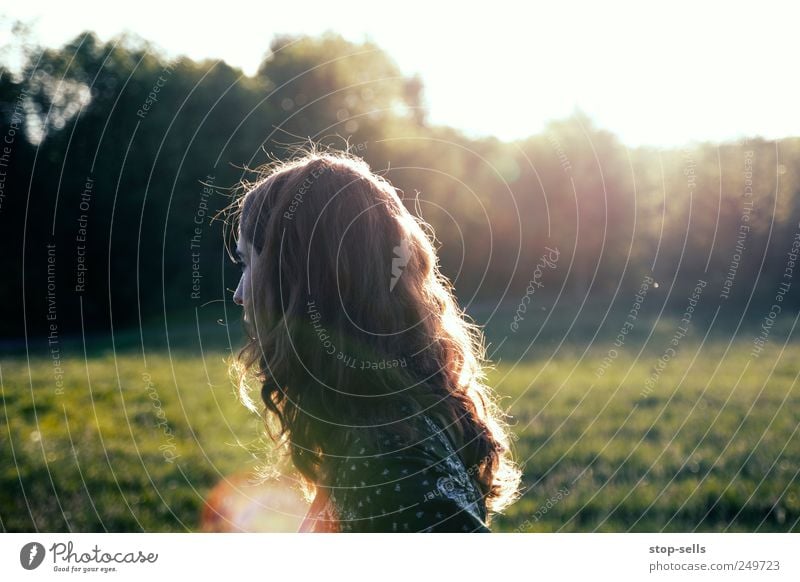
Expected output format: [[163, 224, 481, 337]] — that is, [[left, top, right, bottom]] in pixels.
[[1, 1, 799, 532]]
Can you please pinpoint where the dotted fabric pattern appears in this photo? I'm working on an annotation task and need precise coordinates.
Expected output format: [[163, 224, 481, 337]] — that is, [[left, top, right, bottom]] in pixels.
[[314, 413, 491, 533]]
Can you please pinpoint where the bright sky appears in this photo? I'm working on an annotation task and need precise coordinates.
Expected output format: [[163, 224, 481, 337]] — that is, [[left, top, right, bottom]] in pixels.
[[2, 0, 798, 147]]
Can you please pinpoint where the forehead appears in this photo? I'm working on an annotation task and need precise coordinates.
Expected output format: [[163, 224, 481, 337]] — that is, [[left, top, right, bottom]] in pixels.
[[235, 236, 253, 256], [238, 177, 279, 253]]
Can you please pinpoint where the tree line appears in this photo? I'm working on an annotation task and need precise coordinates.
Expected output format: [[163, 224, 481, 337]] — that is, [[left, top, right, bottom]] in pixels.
[[1, 30, 798, 340]]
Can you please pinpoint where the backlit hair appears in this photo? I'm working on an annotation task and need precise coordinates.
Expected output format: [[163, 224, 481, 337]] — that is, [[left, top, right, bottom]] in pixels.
[[225, 144, 521, 520]]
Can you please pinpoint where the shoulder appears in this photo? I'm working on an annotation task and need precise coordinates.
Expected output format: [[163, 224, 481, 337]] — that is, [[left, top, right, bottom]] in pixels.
[[326, 414, 490, 532]]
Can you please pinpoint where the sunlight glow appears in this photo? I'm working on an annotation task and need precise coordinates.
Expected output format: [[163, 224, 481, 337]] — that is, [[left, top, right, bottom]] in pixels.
[[3, 0, 797, 147]]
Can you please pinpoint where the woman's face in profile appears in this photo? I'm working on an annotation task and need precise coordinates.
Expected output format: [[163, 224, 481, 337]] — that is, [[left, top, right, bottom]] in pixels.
[[233, 233, 253, 312]]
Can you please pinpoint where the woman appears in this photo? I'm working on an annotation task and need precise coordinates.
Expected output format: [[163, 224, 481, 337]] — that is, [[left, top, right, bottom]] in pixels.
[[226, 146, 521, 532]]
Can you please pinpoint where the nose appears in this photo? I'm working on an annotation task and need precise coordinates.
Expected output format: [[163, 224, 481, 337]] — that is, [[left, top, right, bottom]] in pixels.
[[233, 282, 243, 306]]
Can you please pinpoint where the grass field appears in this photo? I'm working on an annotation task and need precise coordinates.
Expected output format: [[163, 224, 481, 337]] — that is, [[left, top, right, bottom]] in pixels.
[[2, 320, 799, 532], [489, 342, 800, 532]]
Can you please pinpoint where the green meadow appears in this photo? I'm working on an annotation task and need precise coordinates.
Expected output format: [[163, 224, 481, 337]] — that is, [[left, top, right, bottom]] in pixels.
[[489, 342, 800, 532], [1, 317, 799, 532]]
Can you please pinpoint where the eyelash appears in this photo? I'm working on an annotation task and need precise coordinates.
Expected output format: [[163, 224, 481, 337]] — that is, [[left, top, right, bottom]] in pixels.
[[234, 260, 246, 272]]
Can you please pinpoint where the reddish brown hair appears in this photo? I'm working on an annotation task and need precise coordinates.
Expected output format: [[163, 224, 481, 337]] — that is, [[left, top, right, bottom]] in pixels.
[[226, 145, 521, 519]]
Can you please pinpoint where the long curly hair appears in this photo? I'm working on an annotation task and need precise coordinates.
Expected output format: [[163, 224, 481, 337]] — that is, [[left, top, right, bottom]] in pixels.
[[225, 145, 521, 519]]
